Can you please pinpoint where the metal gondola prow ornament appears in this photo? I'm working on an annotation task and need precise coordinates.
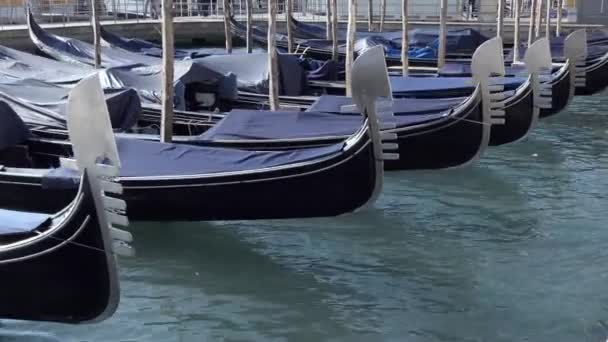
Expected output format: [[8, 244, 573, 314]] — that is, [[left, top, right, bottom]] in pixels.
[[524, 37, 553, 126], [65, 73, 134, 259], [564, 29, 588, 97], [349, 45, 398, 206], [471, 37, 507, 161]]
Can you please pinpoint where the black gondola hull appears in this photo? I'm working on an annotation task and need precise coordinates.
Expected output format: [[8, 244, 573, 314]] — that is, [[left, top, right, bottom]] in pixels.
[[575, 56, 608, 95], [540, 65, 572, 118], [0, 177, 116, 323], [0, 138, 376, 221]]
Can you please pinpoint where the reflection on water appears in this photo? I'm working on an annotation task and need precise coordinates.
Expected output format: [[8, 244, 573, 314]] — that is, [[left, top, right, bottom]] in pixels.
[[2, 96, 607, 341]]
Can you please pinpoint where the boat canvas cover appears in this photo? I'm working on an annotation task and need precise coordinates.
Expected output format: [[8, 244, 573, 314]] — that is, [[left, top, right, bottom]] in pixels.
[[198, 108, 448, 141], [0, 45, 95, 84], [194, 53, 308, 96], [98, 62, 238, 109], [29, 14, 238, 102], [0, 100, 30, 150], [0, 209, 51, 236], [0, 77, 141, 130], [43, 137, 345, 187], [389, 76, 525, 96], [308, 95, 465, 115], [100, 26, 264, 59]]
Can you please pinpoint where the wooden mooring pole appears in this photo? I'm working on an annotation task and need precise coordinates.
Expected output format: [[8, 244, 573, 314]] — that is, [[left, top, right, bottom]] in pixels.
[[368, 0, 373, 32], [223, 0, 232, 53], [535, 0, 543, 38], [401, 0, 408, 76], [497, 0, 504, 38], [528, 0, 537, 46], [513, 0, 521, 62], [246, 0, 252, 52], [326, 0, 331, 40], [90, 0, 101, 68], [437, 0, 447, 69], [346, 0, 357, 96], [161, 0, 174, 143], [545, 0, 551, 37], [268, 0, 280, 110], [379, 0, 386, 32], [286, 0, 294, 53], [331, 0, 338, 61], [556, 0, 563, 37]]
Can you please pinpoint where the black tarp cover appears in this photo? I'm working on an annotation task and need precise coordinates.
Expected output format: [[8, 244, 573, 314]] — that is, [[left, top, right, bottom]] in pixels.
[[99, 62, 237, 109], [0, 77, 141, 130], [0, 100, 30, 150]]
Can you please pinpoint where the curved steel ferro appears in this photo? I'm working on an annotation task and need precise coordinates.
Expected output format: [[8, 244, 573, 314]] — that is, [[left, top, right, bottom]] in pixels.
[[564, 29, 588, 99], [65, 73, 134, 321], [524, 37, 553, 129], [470, 37, 506, 163], [349, 45, 398, 208]]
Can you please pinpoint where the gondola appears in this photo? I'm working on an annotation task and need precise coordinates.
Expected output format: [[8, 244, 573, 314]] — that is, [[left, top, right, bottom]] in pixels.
[[12, 40, 507, 171], [26, 10, 238, 112], [0, 99, 133, 323], [248, 17, 608, 96], [0, 47, 397, 222]]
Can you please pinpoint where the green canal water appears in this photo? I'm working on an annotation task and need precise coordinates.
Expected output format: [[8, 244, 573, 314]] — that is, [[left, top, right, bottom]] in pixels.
[[1, 95, 607, 341]]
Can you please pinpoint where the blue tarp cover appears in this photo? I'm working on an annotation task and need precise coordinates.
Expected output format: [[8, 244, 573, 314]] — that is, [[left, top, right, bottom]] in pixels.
[[116, 137, 345, 177], [308, 95, 465, 115], [199, 107, 449, 142], [390, 76, 526, 95], [0, 101, 30, 150], [0, 209, 51, 236]]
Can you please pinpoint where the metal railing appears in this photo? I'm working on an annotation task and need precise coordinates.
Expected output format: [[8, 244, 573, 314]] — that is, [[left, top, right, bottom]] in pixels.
[[0, 0, 570, 27]]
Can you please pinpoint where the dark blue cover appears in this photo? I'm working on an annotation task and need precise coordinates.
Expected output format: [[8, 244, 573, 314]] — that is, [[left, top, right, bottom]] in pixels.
[[308, 95, 465, 115], [390, 76, 525, 95], [0, 209, 51, 236], [198, 108, 449, 142], [115, 137, 345, 177], [0, 100, 30, 150]]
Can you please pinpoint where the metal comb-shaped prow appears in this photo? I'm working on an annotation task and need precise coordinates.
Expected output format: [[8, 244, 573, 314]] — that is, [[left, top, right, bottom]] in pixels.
[[564, 29, 588, 91], [66, 74, 134, 258], [524, 38, 554, 114], [468, 37, 507, 162], [349, 45, 398, 206]]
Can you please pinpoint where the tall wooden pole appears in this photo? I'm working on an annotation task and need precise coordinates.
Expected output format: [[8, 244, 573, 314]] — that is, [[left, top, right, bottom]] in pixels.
[[528, 0, 537, 46], [401, 0, 408, 76], [246, 0, 252, 53], [497, 0, 504, 38], [286, 0, 293, 53], [326, 0, 331, 40], [91, 0, 101, 68], [223, 0, 232, 53], [513, 0, 521, 62], [368, 0, 373, 32], [555, 0, 564, 37], [160, 0, 174, 143], [331, 0, 338, 60], [556, 0, 563, 37], [535, 0, 543, 38], [379, 0, 386, 32], [268, 0, 280, 110], [346, 0, 357, 96], [545, 0, 551, 37], [437, 0, 447, 69]]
